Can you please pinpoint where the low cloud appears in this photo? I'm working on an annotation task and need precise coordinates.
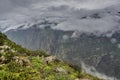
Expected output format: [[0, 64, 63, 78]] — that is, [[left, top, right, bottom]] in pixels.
[[81, 62, 118, 80], [0, 0, 120, 36]]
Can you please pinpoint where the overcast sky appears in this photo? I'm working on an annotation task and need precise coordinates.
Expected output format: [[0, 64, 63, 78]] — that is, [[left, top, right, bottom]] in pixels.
[[0, 0, 120, 18], [0, 0, 120, 36], [0, 0, 120, 14]]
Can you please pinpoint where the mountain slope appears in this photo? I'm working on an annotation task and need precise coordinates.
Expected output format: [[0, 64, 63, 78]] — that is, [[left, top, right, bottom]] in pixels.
[[0, 32, 100, 80]]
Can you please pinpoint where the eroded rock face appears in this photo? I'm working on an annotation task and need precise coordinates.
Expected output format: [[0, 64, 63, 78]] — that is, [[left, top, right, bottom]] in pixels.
[[5, 27, 120, 79]]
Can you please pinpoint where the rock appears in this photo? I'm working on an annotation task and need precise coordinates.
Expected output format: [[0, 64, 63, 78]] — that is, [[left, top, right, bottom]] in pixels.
[[75, 79, 80, 80], [0, 45, 10, 49], [0, 56, 7, 64], [0, 45, 11, 53], [79, 79, 91, 80], [0, 49, 4, 53], [0, 46, 4, 49], [13, 56, 30, 66], [55, 67, 67, 74], [44, 56, 56, 63], [11, 49, 16, 53], [75, 79, 90, 80]]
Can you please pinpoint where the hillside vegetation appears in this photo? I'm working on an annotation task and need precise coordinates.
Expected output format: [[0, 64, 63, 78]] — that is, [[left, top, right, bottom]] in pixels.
[[0, 32, 100, 80]]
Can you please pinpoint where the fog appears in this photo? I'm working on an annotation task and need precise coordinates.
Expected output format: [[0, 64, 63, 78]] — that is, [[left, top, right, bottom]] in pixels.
[[81, 62, 118, 80], [0, 0, 120, 35]]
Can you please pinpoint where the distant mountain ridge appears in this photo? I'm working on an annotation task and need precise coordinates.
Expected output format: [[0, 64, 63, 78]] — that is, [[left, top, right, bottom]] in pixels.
[[5, 27, 120, 80]]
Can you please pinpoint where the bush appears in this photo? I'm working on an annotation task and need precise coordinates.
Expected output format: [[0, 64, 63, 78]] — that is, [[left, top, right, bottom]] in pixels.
[[4, 52, 14, 63], [6, 62, 22, 72], [0, 71, 21, 80]]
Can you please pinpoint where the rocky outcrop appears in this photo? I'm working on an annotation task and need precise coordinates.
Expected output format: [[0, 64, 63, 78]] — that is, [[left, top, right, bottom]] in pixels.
[[43, 56, 56, 63]]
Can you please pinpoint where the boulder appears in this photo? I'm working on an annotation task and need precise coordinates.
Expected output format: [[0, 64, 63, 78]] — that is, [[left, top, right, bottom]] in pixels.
[[55, 67, 67, 74]]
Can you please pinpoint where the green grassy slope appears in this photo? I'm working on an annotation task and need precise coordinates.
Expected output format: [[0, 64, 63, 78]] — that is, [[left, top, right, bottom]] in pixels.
[[0, 32, 100, 80]]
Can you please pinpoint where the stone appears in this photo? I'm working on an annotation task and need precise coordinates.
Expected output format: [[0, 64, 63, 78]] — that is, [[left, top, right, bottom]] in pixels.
[[55, 67, 67, 74], [44, 56, 56, 63]]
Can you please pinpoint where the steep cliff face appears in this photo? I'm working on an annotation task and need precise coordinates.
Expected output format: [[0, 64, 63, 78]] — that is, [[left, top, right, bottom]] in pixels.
[[5, 27, 120, 79]]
